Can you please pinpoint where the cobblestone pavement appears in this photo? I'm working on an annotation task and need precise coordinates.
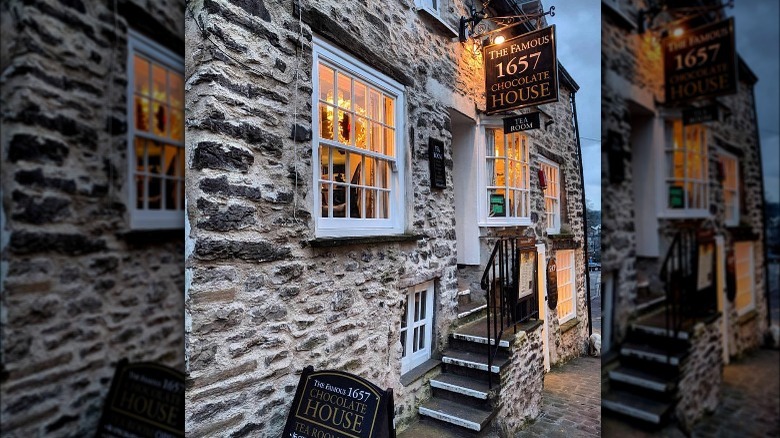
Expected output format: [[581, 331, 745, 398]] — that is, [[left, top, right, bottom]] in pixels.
[[603, 348, 780, 437], [516, 356, 601, 438]]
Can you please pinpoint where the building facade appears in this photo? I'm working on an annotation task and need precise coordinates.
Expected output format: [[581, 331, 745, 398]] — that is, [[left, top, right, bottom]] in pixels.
[[601, 0, 768, 431], [184, 0, 590, 435], [0, 1, 185, 436]]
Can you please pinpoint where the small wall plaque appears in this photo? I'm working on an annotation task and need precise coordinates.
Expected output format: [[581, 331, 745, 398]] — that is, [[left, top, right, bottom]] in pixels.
[[428, 138, 446, 189]]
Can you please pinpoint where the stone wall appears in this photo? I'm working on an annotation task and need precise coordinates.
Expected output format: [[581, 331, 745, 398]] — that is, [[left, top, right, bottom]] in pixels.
[[675, 316, 722, 433], [601, 0, 766, 351], [185, 0, 587, 435], [184, 0, 480, 434], [494, 322, 544, 436], [0, 0, 185, 436]]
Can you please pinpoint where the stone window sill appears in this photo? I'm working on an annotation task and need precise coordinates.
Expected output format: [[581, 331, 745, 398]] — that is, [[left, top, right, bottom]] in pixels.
[[400, 358, 441, 387], [736, 308, 758, 326], [560, 317, 580, 334], [308, 233, 424, 248]]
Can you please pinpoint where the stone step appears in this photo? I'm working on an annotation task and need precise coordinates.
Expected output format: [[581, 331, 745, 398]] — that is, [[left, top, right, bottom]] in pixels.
[[457, 302, 487, 321], [442, 349, 510, 374], [451, 316, 514, 348], [602, 388, 673, 425], [398, 418, 479, 438], [457, 289, 472, 307], [620, 342, 688, 367], [419, 397, 495, 432], [430, 373, 491, 401], [609, 365, 676, 393]]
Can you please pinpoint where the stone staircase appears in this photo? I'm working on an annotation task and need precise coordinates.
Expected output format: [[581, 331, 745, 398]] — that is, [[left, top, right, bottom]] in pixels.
[[601, 307, 692, 427], [400, 287, 512, 436]]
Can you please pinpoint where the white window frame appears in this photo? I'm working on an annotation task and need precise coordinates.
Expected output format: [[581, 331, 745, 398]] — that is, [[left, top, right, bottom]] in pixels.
[[400, 281, 435, 375], [312, 37, 406, 238], [556, 250, 576, 324], [734, 241, 755, 316], [126, 30, 185, 230], [415, 0, 441, 17], [662, 119, 710, 218], [718, 149, 740, 226], [477, 120, 532, 227], [540, 157, 561, 234]]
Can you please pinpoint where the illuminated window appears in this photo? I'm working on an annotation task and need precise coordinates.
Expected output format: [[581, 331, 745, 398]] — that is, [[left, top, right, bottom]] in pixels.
[[540, 158, 560, 234], [718, 151, 739, 226], [665, 120, 708, 213], [485, 128, 531, 223], [556, 250, 576, 323], [734, 241, 755, 315], [400, 281, 434, 374], [127, 31, 184, 230], [313, 38, 405, 237]]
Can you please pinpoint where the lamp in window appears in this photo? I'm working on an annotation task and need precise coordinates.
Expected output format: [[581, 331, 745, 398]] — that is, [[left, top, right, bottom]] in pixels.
[[538, 169, 547, 190]]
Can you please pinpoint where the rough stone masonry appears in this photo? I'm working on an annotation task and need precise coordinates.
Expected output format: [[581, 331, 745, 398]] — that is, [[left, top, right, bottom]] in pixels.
[[184, 0, 589, 436], [1, 1, 185, 436]]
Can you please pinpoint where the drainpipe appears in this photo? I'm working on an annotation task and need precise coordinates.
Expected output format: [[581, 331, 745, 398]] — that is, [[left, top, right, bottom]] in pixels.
[[751, 86, 772, 336], [571, 91, 593, 337]]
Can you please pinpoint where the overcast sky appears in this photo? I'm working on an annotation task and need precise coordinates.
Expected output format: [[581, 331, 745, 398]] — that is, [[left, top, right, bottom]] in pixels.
[[546, 0, 602, 210], [730, 1, 779, 203]]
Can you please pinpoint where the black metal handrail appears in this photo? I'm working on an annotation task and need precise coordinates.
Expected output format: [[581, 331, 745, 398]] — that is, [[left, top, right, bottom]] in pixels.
[[480, 237, 539, 388], [659, 228, 717, 352]]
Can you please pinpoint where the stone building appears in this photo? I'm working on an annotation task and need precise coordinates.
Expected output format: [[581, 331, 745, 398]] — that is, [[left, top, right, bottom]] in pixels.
[[1, 1, 185, 436], [601, 0, 769, 432], [184, 0, 591, 436]]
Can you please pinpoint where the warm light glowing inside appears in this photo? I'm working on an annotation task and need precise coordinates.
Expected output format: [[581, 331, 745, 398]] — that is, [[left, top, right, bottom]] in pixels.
[[494, 35, 506, 45], [672, 27, 684, 37]]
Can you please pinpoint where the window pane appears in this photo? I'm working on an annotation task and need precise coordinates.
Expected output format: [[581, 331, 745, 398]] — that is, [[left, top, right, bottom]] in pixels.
[[136, 176, 145, 209], [320, 183, 330, 218], [176, 147, 185, 177], [384, 127, 394, 157], [338, 109, 352, 144], [135, 138, 146, 172], [379, 190, 389, 219], [337, 73, 351, 109], [365, 189, 376, 218], [152, 101, 166, 137], [355, 116, 368, 149], [354, 81, 367, 115], [152, 64, 167, 102], [163, 145, 178, 176], [170, 110, 183, 142], [417, 325, 425, 351], [370, 122, 382, 153], [148, 177, 162, 209], [319, 104, 335, 140], [420, 290, 427, 319], [319, 145, 330, 180], [369, 89, 381, 121], [165, 179, 178, 210], [135, 96, 149, 131], [169, 72, 184, 108], [413, 327, 419, 353], [319, 64, 335, 103], [349, 187, 362, 218], [333, 184, 346, 217], [384, 95, 394, 127], [134, 56, 150, 95]]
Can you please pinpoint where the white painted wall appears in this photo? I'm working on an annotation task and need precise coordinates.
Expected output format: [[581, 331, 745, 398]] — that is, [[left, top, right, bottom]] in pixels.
[[631, 114, 661, 257], [451, 112, 480, 265]]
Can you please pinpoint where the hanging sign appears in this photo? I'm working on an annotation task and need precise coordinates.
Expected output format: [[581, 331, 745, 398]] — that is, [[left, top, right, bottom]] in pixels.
[[282, 367, 394, 438], [683, 104, 719, 125], [663, 17, 736, 104], [546, 257, 558, 310], [503, 112, 541, 132], [484, 25, 558, 114], [428, 138, 446, 189], [96, 360, 185, 438]]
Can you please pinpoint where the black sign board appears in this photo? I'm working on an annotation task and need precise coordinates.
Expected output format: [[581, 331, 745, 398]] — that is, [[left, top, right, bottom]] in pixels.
[[503, 112, 541, 133], [96, 359, 184, 438], [283, 366, 395, 438], [683, 105, 719, 125], [547, 257, 558, 310], [484, 25, 558, 114], [663, 17, 736, 104], [428, 138, 446, 189], [726, 245, 736, 302]]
